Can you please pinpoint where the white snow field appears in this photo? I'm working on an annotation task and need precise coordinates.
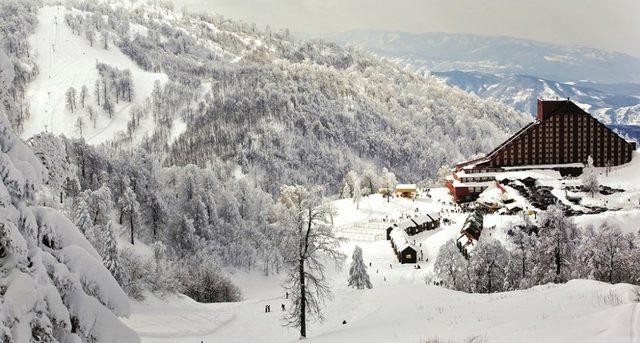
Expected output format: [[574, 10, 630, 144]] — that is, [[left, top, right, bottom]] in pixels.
[[24, 6, 167, 144], [123, 156, 640, 342], [123, 249, 640, 343]]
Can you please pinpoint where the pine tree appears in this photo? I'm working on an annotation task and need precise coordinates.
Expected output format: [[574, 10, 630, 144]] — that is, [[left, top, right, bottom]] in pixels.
[[75, 198, 94, 235], [119, 186, 141, 245], [103, 221, 121, 281], [347, 246, 372, 289], [341, 181, 351, 199]]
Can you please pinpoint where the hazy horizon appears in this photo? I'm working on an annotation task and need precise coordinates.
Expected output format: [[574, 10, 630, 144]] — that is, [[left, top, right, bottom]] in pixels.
[[174, 0, 640, 58]]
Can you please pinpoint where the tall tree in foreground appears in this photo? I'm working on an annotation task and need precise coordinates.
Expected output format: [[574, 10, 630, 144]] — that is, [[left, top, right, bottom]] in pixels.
[[279, 185, 345, 338], [348, 245, 372, 289]]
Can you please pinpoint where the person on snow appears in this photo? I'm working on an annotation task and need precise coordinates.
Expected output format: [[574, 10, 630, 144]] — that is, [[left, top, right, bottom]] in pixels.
[[281, 304, 286, 311]]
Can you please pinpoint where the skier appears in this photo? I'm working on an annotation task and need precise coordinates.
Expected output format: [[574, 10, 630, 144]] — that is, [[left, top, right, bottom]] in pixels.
[[281, 304, 286, 311], [264, 305, 268, 313], [285, 292, 288, 299]]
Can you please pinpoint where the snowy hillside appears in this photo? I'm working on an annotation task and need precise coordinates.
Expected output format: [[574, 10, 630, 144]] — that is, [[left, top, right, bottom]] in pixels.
[[120, 152, 640, 342], [24, 6, 168, 144], [123, 242, 640, 342], [0, 105, 138, 342], [15, 1, 532, 194]]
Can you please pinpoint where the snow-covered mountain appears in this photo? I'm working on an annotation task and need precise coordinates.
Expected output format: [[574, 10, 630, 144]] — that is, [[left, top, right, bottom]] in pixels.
[[15, 0, 531, 194], [327, 30, 640, 132], [432, 70, 640, 125], [327, 30, 640, 84], [4, 1, 640, 342]]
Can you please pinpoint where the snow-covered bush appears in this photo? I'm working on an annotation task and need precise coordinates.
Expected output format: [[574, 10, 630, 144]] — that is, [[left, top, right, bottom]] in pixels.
[[118, 245, 181, 300], [178, 252, 241, 303], [582, 156, 599, 196]]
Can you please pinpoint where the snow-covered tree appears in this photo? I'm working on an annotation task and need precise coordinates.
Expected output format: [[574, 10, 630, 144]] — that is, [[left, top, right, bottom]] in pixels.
[[86, 28, 96, 46], [118, 186, 141, 244], [352, 176, 362, 209], [433, 239, 465, 290], [65, 86, 77, 113], [279, 185, 345, 338], [75, 197, 94, 235], [103, 221, 121, 281], [586, 222, 629, 283], [468, 238, 509, 293], [80, 84, 89, 108], [340, 181, 351, 199], [531, 206, 581, 284], [435, 164, 451, 186], [582, 155, 599, 196], [75, 116, 85, 136], [81, 185, 113, 227], [381, 167, 397, 203], [101, 30, 109, 49], [0, 107, 138, 342], [504, 227, 535, 290], [348, 245, 372, 289]]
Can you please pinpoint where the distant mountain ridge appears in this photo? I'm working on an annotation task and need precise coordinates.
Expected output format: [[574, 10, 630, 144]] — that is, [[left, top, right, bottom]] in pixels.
[[327, 30, 640, 132], [328, 30, 640, 84], [431, 70, 640, 126]]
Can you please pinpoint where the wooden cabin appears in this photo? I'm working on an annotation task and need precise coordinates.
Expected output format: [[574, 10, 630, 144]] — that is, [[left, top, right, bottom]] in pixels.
[[386, 212, 441, 239], [397, 245, 417, 264], [395, 184, 417, 198], [389, 227, 418, 264]]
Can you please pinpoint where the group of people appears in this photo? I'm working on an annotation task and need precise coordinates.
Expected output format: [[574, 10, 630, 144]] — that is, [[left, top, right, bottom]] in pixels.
[[264, 292, 289, 313]]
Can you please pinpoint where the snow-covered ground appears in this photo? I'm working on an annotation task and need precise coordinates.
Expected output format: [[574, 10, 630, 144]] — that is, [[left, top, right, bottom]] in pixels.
[[123, 254, 640, 343], [24, 6, 167, 144], [121, 155, 640, 342]]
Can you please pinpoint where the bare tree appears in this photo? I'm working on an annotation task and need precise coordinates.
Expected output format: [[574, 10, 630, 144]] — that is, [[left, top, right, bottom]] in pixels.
[[80, 85, 88, 108], [65, 87, 77, 113], [86, 29, 95, 47], [278, 185, 345, 338], [75, 117, 85, 137]]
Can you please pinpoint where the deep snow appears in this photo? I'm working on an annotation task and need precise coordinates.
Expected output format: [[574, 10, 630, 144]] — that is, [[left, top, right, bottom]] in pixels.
[[23, 6, 167, 144]]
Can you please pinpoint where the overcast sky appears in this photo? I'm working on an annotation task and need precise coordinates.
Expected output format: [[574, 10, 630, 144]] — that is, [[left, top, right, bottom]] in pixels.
[[175, 0, 640, 57]]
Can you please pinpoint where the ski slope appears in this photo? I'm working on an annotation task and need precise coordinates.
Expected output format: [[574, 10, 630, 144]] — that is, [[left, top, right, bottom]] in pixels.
[[24, 6, 167, 144], [123, 247, 640, 343], [123, 157, 640, 342]]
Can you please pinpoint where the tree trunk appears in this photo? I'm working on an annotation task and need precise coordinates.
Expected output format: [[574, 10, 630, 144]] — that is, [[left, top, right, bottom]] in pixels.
[[130, 210, 134, 245], [299, 257, 306, 338]]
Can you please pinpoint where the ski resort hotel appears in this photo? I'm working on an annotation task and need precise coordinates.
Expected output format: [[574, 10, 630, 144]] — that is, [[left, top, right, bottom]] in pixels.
[[446, 99, 637, 202]]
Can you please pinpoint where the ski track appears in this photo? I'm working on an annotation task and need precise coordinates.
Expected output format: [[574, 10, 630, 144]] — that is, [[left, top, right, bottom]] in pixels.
[[630, 302, 639, 343]]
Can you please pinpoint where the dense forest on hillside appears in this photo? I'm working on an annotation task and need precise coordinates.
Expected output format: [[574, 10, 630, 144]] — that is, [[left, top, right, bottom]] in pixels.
[[55, 0, 530, 194]]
